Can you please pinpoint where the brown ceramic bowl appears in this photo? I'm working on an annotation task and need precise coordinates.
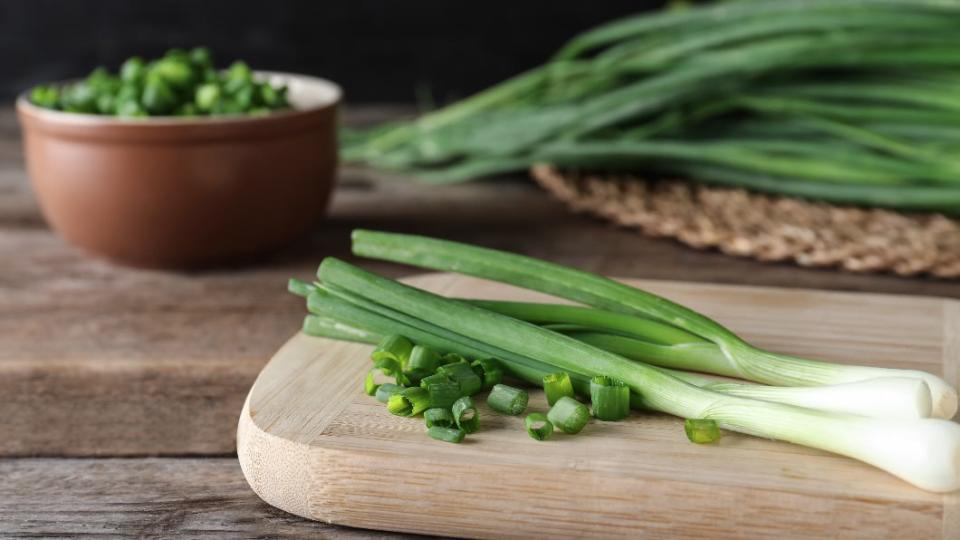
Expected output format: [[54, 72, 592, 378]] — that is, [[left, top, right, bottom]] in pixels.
[[17, 72, 341, 268]]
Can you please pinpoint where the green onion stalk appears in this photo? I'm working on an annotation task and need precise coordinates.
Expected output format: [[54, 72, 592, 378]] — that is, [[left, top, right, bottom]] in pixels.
[[351, 230, 957, 420]]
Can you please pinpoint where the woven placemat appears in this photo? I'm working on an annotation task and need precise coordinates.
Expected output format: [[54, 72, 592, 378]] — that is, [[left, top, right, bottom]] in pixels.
[[531, 164, 960, 278]]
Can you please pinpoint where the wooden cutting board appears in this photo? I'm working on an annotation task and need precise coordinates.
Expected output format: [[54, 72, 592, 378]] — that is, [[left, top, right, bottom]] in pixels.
[[237, 273, 960, 539]]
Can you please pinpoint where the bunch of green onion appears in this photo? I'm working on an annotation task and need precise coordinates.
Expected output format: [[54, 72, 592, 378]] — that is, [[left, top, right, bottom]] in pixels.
[[343, 0, 960, 213], [290, 229, 960, 492]]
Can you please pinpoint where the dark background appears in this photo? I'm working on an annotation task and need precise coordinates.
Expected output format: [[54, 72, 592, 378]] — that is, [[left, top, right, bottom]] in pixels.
[[0, 0, 661, 104]]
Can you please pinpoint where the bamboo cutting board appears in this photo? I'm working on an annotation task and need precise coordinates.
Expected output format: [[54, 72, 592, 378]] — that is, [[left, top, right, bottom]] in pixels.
[[237, 273, 960, 539]]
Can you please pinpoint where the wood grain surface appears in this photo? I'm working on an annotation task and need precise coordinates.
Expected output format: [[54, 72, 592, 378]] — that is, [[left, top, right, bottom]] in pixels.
[[0, 457, 423, 539], [238, 273, 960, 539]]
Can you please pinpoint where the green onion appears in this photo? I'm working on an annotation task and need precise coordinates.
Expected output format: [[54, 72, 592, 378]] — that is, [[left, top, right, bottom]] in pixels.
[[372, 334, 414, 368], [302, 314, 380, 343], [424, 408, 456, 429], [547, 396, 590, 434], [408, 345, 442, 373], [442, 353, 468, 363], [543, 372, 575, 406], [375, 383, 403, 404], [288, 278, 317, 297], [351, 230, 957, 420], [684, 419, 721, 444], [452, 396, 480, 434], [590, 376, 630, 421], [427, 426, 466, 444], [308, 302, 931, 421], [487, 384, 529, 416], [423, 375, 462, 409], [470, 358, 504, 390], [525, 413, 554, 441], [364, 368, 379, 396], [298, 235, 960, 491], [464, 299, 704, 345], [419, 372, 449, 388], [438, 360, 483, 396], [29, 47, 289, 117], [372, 334, 414, 385], [387, 387, 430, 417], [340, 2, 960, 214]]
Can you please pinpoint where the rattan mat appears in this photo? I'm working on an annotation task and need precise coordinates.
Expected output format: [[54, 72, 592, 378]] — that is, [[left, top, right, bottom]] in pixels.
[[531, 164, 960, 278]]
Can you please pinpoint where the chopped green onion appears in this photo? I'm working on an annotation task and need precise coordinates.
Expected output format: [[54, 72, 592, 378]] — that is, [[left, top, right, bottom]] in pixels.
[[487, 384, 528, 415], [442, 352, 468, 364], [590, 376, 630, 421], [372, 334, 414, 368], [525, 413, 554, 441], [387, 387, 430, 417], [419, 372, 450, 388], [439, 360, 483, 396], [423, 375, 462, 409], [470, 358, 504, 390], [375, 383, 403, 404], [409, 345, 442, 373], [364, 368, 379, 396], [452, 396, 480, 434], [543, 372, 575, 406], [685, 419, 721, 444], [424, 408, 456, 429], [372, 334, 414, 385], [547, 396, 590, 434], [427, 426, 466, 444]]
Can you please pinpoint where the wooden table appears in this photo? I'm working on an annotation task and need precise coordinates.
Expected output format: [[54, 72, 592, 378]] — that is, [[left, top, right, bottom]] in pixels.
[[2, 105, 959, 537]]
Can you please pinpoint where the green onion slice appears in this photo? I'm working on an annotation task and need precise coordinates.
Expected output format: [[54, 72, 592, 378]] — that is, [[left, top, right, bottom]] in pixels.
[[685, 418, 721, 444], [442, 352, 468, 364], [409, 345, 442, 373], [364, 368, 379, 396], [547, 396, 590, 434], [387, 387, 430, 417], [427, 426, 466, 444], [471, 358, 504, 390], [590, 375, 630, 421], [452, 396, 480, 434], [487, 384, 529, 416], [375, 383, 403, 404], [372, 335, 414, 373], [424, 376, 462, 409], [439, 360, 483, 396], [543, 371, 575, 406], [424, 408, 456, 429], [525, 412, 554, 441]]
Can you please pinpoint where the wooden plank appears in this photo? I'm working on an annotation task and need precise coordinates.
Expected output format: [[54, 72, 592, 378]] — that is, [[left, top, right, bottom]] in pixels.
[[3, 104, 960, 457], [0, 457, 421, 539], [238, 274, 957, 539]]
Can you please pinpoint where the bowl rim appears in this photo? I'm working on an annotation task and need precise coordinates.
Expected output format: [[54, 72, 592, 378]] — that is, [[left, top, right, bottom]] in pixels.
[[16, 70, 342, 127]]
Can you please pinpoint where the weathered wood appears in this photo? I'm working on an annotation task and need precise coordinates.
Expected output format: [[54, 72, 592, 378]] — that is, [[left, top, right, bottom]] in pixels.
[[2, 103, 960, 457], [0, 457, 422, 539], [239, 273, 959, 539]]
